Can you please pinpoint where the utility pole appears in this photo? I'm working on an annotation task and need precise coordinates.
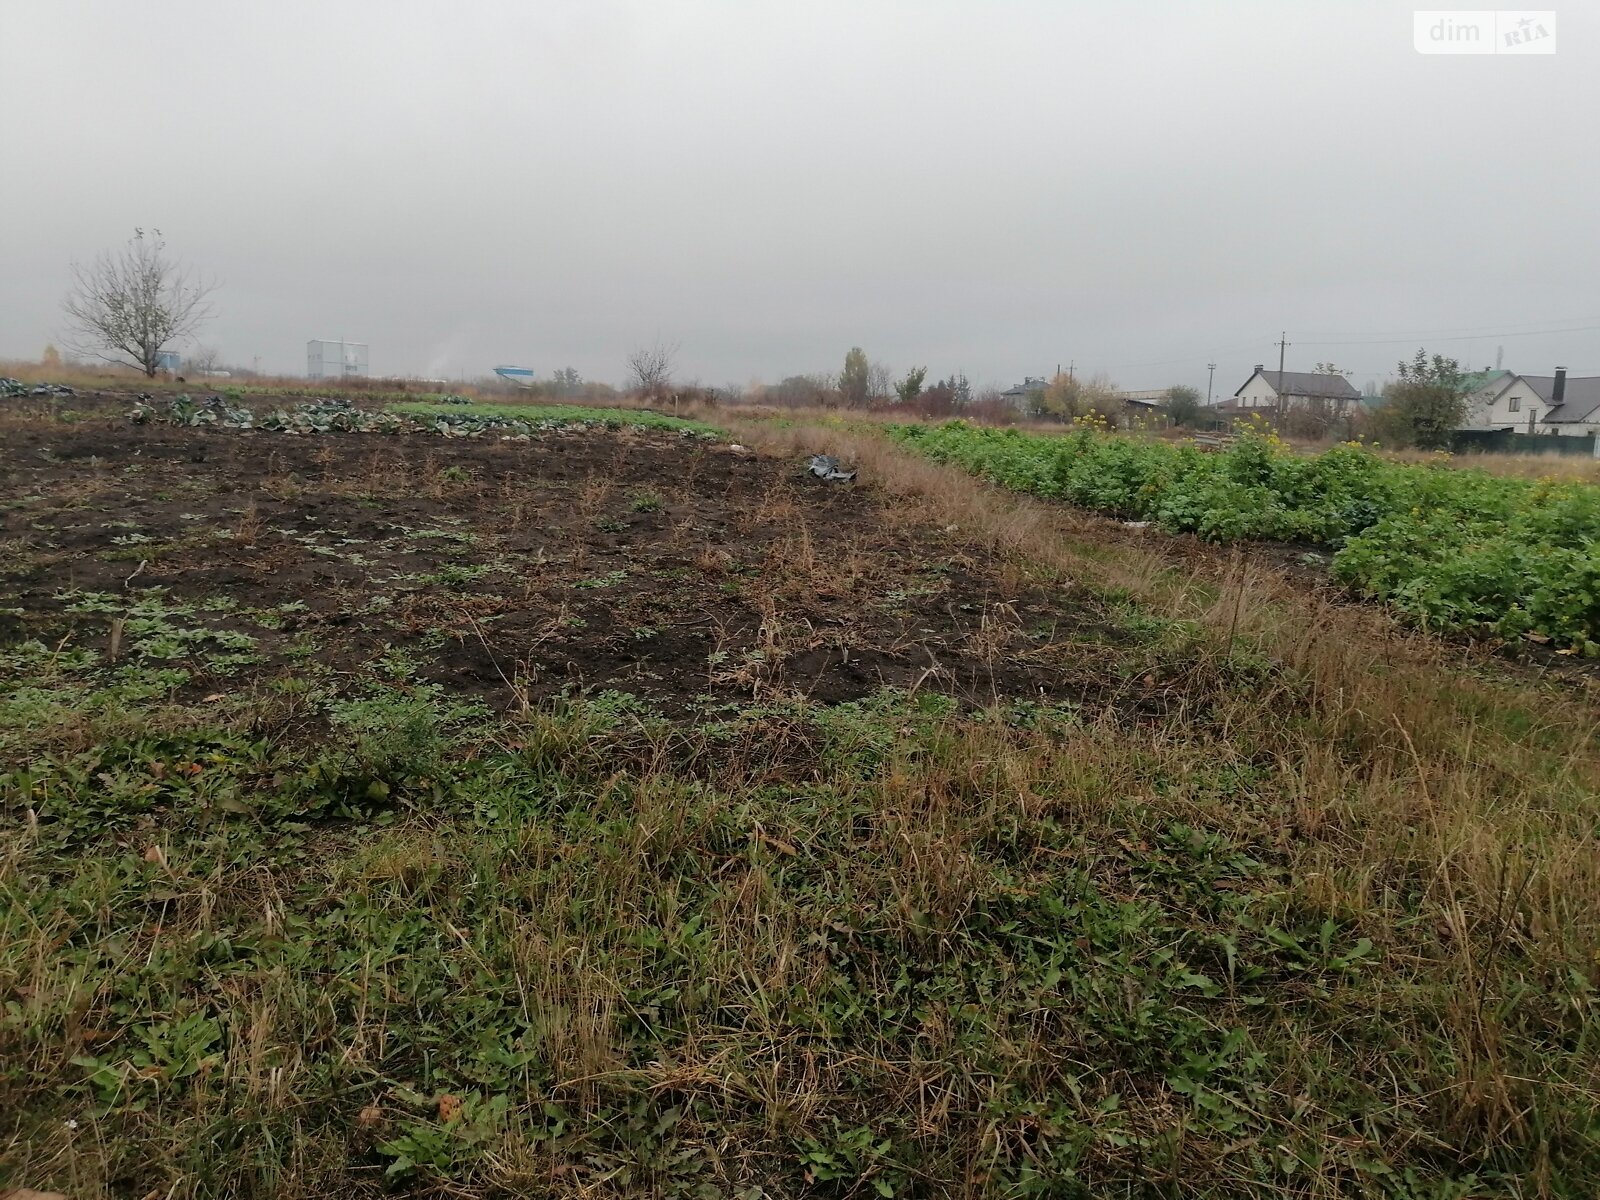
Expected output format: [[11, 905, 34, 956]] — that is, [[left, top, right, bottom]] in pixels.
[[1068, 359, 1075, 383], [1275, 331, 1290, 420], [1206, 361, 1217, 407]]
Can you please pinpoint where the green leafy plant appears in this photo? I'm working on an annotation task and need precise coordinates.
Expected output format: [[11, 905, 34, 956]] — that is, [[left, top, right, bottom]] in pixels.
[[888, 421, 1600, 651]]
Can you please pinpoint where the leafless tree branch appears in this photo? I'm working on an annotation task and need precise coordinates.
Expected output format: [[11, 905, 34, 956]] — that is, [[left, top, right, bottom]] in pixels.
[[61, 228, 217, 377], [626, 340, 678, 397]]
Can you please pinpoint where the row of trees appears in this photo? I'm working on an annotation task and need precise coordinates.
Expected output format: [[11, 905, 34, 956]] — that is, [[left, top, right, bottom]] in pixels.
[[834, 347, 941, 408], [620, 343, 1472, 449], [733, 349, 1189, 427], [833, 350, 1221, 429], [612, 343, 1470, 451]]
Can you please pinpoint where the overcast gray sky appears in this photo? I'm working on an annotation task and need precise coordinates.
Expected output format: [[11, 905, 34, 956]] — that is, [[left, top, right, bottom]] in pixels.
[[3, 0, 1596, 394]]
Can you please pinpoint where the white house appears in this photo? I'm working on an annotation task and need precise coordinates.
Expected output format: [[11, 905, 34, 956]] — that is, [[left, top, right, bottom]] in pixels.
[[1458, 370, 1518, 427], [1540, 373, 1600, 436], [1227, 367, 1362, 414], [1464, 368, 1600, 437]]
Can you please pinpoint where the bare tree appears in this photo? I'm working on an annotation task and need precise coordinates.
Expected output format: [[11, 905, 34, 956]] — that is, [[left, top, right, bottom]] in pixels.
[[187, 345, 222, 376], [61, 229, 217, 377], [625, 340, 678, 396], [867, 360, 895, 404]]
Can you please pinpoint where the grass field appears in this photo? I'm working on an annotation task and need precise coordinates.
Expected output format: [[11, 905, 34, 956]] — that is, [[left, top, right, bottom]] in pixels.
[[2, 395, 1599, 1198]]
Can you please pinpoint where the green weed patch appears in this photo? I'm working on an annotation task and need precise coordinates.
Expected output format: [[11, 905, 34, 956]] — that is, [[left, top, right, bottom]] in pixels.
[[5, 689, 1594, 1197]]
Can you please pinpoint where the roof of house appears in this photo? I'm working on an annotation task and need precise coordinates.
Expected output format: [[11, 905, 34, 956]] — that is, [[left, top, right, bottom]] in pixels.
[[1520, 374, 1600, 423], [1235, 369, 1361, 401], [1001, 377, 1049, 397], [1461, 369, 1515, 396]]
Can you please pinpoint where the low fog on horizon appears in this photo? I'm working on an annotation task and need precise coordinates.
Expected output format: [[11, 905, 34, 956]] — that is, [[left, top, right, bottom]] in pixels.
[[3, 0, 1597, 396]]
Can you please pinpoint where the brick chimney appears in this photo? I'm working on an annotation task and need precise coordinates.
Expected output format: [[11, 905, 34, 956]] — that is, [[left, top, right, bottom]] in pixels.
[[1553, 366, 1567, 407]]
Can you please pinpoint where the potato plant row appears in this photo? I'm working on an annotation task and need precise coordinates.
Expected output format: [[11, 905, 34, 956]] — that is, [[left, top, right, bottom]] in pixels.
[[889, 422, 1600, 653]]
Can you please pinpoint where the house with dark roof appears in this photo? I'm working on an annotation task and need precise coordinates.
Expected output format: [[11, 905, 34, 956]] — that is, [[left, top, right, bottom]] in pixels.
[[1537, 372, 1600, 435], [999, 376, 1049, 413], [1222, 366, 1362, 414], [1467, 368, 1600, 436]]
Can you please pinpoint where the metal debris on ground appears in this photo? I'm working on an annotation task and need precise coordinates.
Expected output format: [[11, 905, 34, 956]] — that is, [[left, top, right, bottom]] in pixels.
[[807, 454, 857, 483], [1, 377, 76, 398]]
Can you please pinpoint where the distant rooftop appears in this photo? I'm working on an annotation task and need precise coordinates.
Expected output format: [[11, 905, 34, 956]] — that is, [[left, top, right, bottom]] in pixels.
[[1236, 369, 1361, 401], [1522, 373, 1600, 423]]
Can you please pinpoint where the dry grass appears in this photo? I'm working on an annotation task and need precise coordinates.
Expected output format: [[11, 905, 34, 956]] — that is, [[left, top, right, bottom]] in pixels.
[[727, 414, 1600, 942], [1382, 445, 1600, 482]]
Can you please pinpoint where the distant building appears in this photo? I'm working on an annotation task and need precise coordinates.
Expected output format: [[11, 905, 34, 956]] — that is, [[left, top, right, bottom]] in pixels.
[[494, 366, 537, 389], [1534, 372, 1600, 436], [1223, 366, 1362, 414], [1456, 370, 1520, 428], [1000, 376, 1049, 413], [307, 339, 369, 380], [1464, 368, 1600, 437], [1117, 388, 1170, 411]]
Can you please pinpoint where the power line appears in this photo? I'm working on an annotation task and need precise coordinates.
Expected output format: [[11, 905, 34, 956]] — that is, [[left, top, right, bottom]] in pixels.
[[1068, 319, 1600, 384], [1293, 314, 1600, 340], [1099, 337, 1280, 371], [1297, 322, 1600, 347]]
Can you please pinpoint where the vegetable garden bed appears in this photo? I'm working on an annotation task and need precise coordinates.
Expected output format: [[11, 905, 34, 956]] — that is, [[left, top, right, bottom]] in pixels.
[[889, 422, 1600, 653]]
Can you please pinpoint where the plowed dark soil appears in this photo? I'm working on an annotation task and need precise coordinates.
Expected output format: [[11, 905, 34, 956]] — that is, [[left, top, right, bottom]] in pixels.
[[2, 406, 1183, 719]]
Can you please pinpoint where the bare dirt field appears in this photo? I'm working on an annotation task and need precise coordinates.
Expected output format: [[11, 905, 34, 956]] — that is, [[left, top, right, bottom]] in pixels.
[[1, 410, 1200, 724]]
